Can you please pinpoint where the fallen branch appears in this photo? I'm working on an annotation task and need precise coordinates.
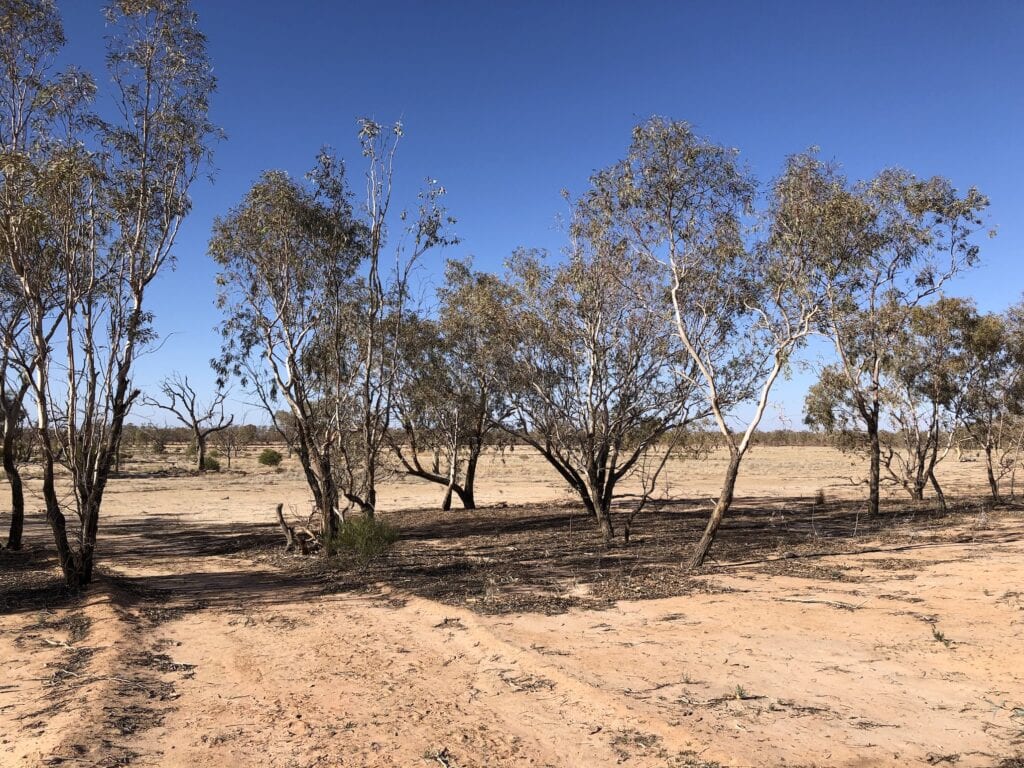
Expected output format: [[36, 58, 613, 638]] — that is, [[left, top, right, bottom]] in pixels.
[[275, 503, 318, 554]]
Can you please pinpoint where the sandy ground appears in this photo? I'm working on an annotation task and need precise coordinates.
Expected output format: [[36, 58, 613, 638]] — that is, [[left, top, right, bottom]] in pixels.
[[1, 446, 1023, 767]]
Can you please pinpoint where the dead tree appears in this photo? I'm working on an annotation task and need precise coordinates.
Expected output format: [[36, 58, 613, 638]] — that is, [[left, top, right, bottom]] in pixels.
[[145, 374, 234, 471]]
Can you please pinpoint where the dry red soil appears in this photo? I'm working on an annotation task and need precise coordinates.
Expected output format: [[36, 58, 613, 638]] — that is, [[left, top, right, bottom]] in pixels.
[[2, 447, 1023, 767]]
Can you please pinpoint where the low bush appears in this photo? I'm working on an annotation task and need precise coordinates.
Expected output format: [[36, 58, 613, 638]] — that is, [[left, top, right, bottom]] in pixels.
[[332, 515, 398, 562], [201, 455, 221, 472], [258, 448, 283, 467]]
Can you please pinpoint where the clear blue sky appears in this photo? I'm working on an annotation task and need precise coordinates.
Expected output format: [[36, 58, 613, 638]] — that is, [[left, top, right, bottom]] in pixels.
[[57, 1, 1023, 427]]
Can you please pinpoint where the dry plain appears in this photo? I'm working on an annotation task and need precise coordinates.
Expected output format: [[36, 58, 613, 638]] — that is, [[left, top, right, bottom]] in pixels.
[[1, 446, 1023, 768]]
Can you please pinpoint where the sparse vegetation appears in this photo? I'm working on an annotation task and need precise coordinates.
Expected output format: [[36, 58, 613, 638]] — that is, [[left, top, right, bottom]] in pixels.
[[0, 2, 1018, 766]]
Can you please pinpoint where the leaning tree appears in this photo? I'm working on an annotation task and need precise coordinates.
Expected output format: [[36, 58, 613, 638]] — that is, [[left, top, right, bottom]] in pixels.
[[583, 121, 844, 567]]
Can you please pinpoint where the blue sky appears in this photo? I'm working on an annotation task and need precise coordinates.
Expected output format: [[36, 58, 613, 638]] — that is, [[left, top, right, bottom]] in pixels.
[[57, 1, 1023, 427]]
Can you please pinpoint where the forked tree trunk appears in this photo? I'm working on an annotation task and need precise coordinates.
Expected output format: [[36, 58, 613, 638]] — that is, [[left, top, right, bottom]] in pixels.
[[41, 461, 93, 588], [440, 448, 480, 511], [688, 448, 742, 569], [441, 482, 475, 511]]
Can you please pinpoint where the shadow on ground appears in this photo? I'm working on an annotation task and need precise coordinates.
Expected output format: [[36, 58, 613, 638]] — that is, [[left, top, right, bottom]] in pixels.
[[3, 491, 1018, 618]]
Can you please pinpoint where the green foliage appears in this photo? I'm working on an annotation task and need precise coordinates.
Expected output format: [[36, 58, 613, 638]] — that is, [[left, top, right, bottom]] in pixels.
[[257, 448, 283, 467], [201, 455, 220, 472], [332, 515, 398, 562]]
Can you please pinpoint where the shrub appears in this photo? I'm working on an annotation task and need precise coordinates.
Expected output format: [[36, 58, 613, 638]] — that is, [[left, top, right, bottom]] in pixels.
[[151, 437, 166, 454], [332, 515, 397, 562], [258, 448, 283, 467], [201, 455, 221, 472]]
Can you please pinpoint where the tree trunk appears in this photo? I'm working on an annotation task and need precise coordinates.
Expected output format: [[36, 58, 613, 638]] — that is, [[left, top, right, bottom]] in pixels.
[[581, 492, 614, 543], [42, 461, 91, 588], [2, 429, 25, 550], [984, 445, 1001, 503], [688, 448, 742, 569], [441, 454, 459, 511], [596, 500, 614, 543], [456, 483, 476, 510], [929, 470, 947, 513], [461, 448, 479, 510], [196, 436, 206, 472], [867, 415, 881, 516], [321, 492, 339, 555], [364, 486, 376, 519]]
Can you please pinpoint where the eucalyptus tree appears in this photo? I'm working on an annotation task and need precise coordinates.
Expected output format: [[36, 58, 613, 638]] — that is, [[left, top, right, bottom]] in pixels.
[[345, 119, 457, 516], [583, 120, 842, 567], [214, 123, 455, 540], [389, 259, 514, 510], [212, 161, 366, 549], [1, 0, 218, 587], [0, 267, 31, 549], [807, 297, 976, 509], [0, 0, 68, 552], [144, 373, 234, 471], [947, 300, 1024, 502], [804, 162, 989, 516], [500, 237, 701, 543]]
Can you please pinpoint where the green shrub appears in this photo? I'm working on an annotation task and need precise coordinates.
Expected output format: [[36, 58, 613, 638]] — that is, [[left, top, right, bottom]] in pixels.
[[201, 455, 221, 472], [258, 448, 283, 467], [332, 515, 397, 562]]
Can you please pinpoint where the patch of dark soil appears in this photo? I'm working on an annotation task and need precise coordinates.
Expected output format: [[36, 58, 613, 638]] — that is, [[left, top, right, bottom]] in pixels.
[[105, 704, 164, 736], [754, 559, 864, 582], [590, 569, 737, 602], [252, 493, 1012, 617], [43, 646, 96, 686], [19, 609, 92, 645], [0, 544, 77, 614], [124, 650, 196, 678], [607, 728, 722, 766]]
